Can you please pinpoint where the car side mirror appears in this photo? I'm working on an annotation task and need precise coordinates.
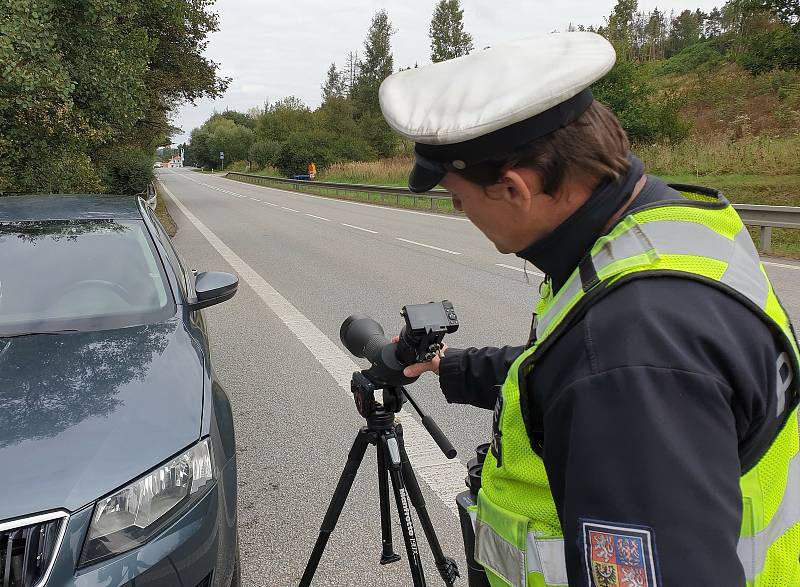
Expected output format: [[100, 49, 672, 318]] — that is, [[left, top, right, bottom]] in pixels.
[[189, 271, 238, 311]]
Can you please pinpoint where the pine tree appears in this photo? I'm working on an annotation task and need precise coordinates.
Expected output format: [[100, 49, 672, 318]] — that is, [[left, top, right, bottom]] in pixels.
[[429, 0, 474, 63], [352, 10, 394, 116], [321, 63, 346, 103], [351, 10, 396, 156]]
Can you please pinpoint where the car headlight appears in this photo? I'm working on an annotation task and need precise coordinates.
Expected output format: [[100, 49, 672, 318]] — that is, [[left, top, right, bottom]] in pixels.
[[80, 438, 214, 566]]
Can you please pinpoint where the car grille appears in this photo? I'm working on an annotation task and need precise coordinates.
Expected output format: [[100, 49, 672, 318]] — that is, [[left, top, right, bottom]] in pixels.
[[0, 512, 68, 587]]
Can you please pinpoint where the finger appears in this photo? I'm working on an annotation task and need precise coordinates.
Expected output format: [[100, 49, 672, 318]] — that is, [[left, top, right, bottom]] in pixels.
[[403, 363, 430, 377]]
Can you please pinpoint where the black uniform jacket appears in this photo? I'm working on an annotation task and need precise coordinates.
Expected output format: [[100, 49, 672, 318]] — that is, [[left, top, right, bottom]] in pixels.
[[439, 170, 794, 586]]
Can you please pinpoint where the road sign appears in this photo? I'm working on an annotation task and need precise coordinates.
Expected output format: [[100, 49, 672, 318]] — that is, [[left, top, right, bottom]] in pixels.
[[220, 151, 224, 160]]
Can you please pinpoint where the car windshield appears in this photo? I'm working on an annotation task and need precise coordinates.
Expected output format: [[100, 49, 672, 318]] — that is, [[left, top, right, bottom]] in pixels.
[[0, 219, 174, 336]]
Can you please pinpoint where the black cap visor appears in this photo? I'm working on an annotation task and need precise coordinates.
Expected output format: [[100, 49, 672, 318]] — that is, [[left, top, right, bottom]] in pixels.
[[409, 154, 447, 193]]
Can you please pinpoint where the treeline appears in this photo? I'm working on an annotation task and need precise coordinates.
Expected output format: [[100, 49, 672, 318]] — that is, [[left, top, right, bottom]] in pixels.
[[585, 0, 799, 72], [185, 0, 799, 177], [1, 0, 228, 194], [185, 2, 474, 175]]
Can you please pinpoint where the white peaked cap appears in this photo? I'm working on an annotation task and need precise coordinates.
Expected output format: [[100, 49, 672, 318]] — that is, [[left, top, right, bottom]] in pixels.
[[378, 32, 617, 192]]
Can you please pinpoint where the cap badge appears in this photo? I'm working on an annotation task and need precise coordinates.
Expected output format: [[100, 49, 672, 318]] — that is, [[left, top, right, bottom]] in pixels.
[[452, 160, 466, 170]]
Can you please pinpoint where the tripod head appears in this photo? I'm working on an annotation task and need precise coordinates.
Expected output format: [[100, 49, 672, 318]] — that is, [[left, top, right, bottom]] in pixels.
[[351, 370, 457, 460]]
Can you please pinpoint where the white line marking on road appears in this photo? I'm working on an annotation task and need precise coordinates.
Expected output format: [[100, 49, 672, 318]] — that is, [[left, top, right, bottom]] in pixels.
[[249, 197, 260, 201], [764, 261, 800, 271], [305, 213, 330, 222], [496, 263, 545, 277], [396, 238, 461, 255], [157, 180, 466, 516], [281, 206, 300, 213], [264, 202, 278, 207], [341, 223, 378, 234]]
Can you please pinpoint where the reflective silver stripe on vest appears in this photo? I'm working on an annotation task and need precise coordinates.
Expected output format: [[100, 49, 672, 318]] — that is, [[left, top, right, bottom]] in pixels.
[[473, 516, 568, 586], [737, 450, 800, 581], [537, 217, 769, 340], [527, 535, 568, 586]]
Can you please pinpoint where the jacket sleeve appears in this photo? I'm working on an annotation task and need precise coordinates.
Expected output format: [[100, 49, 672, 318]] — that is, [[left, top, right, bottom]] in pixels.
[[543, 366, 745, 586], [438, 346, 524, 410]]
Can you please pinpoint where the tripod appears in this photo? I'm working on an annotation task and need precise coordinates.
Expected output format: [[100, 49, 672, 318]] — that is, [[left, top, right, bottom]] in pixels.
[[299, 371, 460, 587]]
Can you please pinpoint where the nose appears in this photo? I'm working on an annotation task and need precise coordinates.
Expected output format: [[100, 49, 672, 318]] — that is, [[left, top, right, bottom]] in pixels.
[[451, 194, 462, 212]]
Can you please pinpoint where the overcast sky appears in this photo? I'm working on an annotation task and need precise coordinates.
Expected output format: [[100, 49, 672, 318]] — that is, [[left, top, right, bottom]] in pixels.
[[171, 0, 724, 146]]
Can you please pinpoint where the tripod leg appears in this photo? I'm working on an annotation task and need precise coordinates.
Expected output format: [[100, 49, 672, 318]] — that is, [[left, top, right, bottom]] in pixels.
[[378, 446, 401, 565], [381, 433, 428, 587], [299, 429, 371, 587], [396, 423, 460, 586]]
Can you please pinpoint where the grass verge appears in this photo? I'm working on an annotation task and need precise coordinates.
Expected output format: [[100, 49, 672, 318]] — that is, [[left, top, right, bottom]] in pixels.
[[153, 185, 177, 237]]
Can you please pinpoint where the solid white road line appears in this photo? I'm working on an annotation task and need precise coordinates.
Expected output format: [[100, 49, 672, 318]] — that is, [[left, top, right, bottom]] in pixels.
[[396, 238, 461, 255], [281, 206, 300, 213], [341, 223, 378, 234], [764, 261, 800, 271], [158, 180, 466, 516], [305, 213, 330, 222], [496, 263, 545, 278]]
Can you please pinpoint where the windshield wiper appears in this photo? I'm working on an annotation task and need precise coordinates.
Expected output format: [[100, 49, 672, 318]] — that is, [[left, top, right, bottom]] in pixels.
[[0, 329, 79, 339]]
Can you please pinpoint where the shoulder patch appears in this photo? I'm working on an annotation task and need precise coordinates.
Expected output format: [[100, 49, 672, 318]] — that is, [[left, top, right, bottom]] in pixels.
[[580, 520, 659, 587]]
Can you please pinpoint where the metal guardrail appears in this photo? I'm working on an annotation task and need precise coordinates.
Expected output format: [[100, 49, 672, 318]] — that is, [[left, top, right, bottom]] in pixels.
[[225, 172, 453, 212], [226, 172, 800, 254]]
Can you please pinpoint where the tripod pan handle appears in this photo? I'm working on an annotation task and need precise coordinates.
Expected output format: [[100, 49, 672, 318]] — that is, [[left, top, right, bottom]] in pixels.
[[422, 415, 457, 459]]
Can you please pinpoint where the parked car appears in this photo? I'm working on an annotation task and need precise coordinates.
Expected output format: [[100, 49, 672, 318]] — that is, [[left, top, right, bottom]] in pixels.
[[0, 194, 240, 586], [153, 162, 162, 169]]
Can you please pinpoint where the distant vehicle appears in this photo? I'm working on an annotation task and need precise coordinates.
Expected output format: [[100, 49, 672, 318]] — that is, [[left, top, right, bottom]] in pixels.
[[153, 161, 162, 168], [0, 194, 241, 587]]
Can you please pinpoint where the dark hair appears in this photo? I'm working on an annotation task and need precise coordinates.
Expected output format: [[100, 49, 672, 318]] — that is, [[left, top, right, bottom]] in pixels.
[[456, 101, 630, 194]]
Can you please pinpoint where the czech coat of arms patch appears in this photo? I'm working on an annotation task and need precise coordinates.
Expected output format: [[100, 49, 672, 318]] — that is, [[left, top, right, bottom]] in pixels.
[[581, 521, 659, 587]]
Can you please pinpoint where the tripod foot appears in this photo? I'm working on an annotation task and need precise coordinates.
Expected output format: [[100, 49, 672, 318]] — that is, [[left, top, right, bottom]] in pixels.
[[436, 556, 460, 586], [380, 552, 402, 565]]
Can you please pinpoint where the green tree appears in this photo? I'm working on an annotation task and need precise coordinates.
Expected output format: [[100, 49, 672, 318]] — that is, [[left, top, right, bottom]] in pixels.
[[321, 63, 347, 103], [668, 10, 705, 56], [352, 10, 394, 117], [249, 140, 281, 168], [0, 0, 228, 193], [256, 97, 315, 142], [352, 10, 396, 157], [429, 0, 474, 63]]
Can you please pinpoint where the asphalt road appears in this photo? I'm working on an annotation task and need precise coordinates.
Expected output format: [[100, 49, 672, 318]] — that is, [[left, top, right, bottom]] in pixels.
[[156, 168, 800, 587]]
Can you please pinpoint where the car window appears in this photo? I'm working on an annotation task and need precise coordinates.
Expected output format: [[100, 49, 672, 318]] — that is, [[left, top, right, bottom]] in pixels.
[[0, 219, 175, 336]]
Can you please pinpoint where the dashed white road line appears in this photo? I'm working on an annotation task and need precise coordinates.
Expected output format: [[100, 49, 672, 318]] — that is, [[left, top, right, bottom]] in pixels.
[[157, 180, 465, 516], [396, 238, 461, 255], [264, 202, 278, 207], [496, 263, 545, 277], [341, 223, 378, 234], [281, 206, 300, 213], [305, 213, 330, 222]]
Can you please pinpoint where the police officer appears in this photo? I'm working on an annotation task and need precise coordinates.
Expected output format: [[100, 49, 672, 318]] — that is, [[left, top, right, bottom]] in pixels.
[[378, 32, 800, 586]]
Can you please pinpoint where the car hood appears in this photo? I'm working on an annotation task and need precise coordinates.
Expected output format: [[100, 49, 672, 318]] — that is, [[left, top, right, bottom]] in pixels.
[[0, 320, 205, 520]]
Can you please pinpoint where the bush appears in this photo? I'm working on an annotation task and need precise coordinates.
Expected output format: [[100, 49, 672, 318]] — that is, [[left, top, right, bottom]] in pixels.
[[15, 150, 105, 194], [275, 131, 340, 176], [656, 39, 727, 76], [102, 147, 154, 195], [226, 160, 250, 172], [740, 29, 800, 74], [249, 140, 281, 167], [593, 59, 690, 143]]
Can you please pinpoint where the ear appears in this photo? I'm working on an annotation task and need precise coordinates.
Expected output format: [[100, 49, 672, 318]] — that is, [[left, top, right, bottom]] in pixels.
[[493, 168, 537, 207]]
